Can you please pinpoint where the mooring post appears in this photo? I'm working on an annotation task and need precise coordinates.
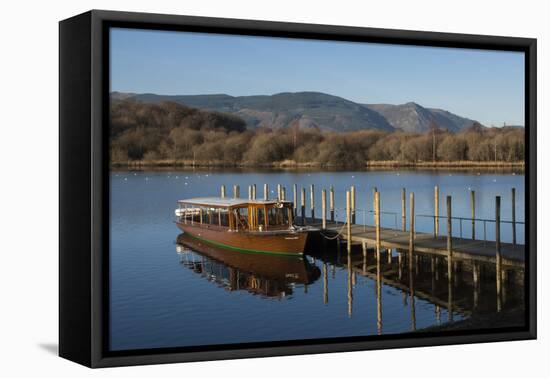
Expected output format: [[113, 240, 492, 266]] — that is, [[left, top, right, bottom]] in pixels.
[[281, 187, 286, 201], [252, 184, 256, 200], [293, 184, 297, 216], [351, 185, 356, 224], [233, 185, 240, 198], [264, 183, 268, 200], [346, 190, 351, 255], [375, 191, 381, 262], [409, 192, 415, 253], [434, 186, 439, 237], [471, 190, 476, 240], [496, 195, 502, 312], [248, 185, 252, 200], [372, 187, 378, 213], [446, 195, 453, 283], [330, 186, 335, 222], [277, 184, 281, 200], [511, 188, 516, 245], [321, 189, 327, 230], [447, 195, 453, 321], [401, 188, 406, 231], [301, 187, 306, 226], [375, 191, 382, 335], [310, 184, 315, 221], [220, 185, 226, 198]]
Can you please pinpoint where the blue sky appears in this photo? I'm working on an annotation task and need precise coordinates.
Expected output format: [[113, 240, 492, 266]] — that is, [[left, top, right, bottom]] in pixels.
[[110, 28, 525, 126]]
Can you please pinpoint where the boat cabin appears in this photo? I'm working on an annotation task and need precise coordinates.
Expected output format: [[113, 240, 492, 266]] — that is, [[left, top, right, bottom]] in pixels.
[[177, 197, 295, 232]]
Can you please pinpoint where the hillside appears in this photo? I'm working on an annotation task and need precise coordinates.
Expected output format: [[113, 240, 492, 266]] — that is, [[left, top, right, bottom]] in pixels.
[[111, 91, 487, 133], [365, 102, 478, 133], [112, 91, 394, 132], [109, 99, 524, 168]]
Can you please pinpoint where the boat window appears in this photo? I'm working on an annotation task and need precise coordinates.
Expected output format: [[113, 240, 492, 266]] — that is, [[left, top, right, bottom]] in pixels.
[[257, 208, 265, 227], [235, 207, 250, 230], [219, 209, 230, 227], [267, 206, 289, 226]]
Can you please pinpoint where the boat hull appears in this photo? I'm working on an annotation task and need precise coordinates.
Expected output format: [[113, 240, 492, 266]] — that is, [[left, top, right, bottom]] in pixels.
[[176, 222, 307, 256]]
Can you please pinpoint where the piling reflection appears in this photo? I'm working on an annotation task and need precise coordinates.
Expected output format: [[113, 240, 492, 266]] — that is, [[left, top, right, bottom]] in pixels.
[[175, 232, 525, 333], [309, 239, 525, 332]]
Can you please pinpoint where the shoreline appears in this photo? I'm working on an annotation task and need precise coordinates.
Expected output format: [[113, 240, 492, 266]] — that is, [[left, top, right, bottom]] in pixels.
[[110, 159, 525, 171]]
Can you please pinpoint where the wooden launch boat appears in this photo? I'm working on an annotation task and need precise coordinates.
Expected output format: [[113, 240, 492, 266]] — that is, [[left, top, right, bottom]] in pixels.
[[175, 197, 309, 256]]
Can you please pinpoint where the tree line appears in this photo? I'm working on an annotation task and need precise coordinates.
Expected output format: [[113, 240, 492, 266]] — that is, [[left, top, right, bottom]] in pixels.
[[110, 100, 525, 167]]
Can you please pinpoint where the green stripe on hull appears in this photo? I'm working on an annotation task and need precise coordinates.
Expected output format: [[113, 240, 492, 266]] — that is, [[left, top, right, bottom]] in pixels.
[[183, 231, 303, 258]]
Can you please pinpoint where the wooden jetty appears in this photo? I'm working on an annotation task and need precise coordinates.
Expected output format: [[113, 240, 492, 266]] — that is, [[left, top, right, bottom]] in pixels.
[[292, 185, 525, 269], [220, 183, 524, 268], [302, 220, 525, 268]]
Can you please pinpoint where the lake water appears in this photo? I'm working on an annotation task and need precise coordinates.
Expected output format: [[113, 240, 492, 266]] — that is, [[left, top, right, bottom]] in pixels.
[[109, 169, 525, 351]]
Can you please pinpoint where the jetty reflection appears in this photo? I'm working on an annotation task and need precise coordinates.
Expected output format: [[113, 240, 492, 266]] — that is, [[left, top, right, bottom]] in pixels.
[[176, 233, 320, 299], [175, 233, 524, 332], [312, 238, 525, 331]]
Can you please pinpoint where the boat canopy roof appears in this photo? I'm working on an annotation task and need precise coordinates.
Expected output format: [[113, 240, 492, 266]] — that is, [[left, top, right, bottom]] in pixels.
[[178, 197, 292, 209]]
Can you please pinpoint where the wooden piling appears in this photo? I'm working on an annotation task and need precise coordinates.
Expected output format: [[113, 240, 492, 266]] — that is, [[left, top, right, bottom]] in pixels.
[[511, 188, 516, 245], [434, 186, 439, 237], [409, 192, 415, 253], [252, 184, 256, 200], [496, 195, 502, 312], [471, 190, 476, 240], [293, 184, 297, 216], [248, 185, 252, 200], [351, 185, 356, 224], [301, 187, 306, 225], [281, 187, 286, 201], [330, 186, 335, 222], [401, 188, 406, 231], [264, 184, 268, 200], [233, 185, 240, 198], [321, 189, 327, 230], [346, 190, 351, 255], [372, 187, 378, 215], [277, 184, 281, 200], [446, 195, 453, 288], [220, 185, 226, 198], [310, 184, 315, 221], [375, 191, 381, 262]]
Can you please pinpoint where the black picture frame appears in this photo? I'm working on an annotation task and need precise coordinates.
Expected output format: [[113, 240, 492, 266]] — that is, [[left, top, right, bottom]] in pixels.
[[59, 9, 537, 368]]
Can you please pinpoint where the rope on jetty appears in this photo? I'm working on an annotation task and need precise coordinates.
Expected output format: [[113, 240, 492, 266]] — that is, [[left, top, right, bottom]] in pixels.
[[319, 220, 348, 240]]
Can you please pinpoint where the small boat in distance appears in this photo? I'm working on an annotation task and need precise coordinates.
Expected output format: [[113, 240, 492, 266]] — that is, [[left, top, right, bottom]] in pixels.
[[175, 197, 310, 256]]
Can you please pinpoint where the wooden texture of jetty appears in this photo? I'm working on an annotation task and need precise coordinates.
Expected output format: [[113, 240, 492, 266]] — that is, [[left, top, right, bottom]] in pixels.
[[298, 218, 525, 268]]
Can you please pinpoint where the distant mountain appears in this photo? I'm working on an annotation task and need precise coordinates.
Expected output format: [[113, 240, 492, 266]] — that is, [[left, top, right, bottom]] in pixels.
[[111, 91, 483, 133], [364, 102, 478, 133], [113, 92, 394, 132]]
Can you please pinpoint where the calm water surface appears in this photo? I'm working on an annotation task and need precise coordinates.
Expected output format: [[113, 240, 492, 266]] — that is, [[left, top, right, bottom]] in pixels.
[[110, 169, 525, 351]]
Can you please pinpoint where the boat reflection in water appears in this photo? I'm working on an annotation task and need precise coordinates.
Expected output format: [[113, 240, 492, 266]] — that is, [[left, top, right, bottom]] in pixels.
[[176, 233, 321, 299]]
